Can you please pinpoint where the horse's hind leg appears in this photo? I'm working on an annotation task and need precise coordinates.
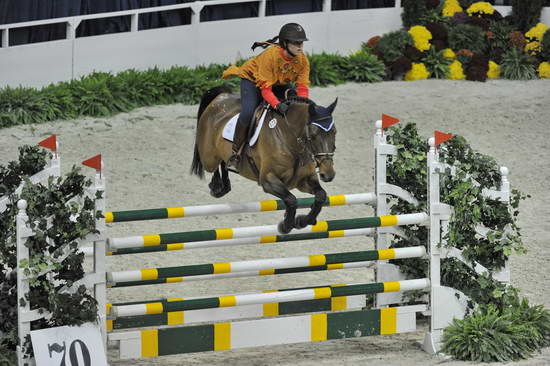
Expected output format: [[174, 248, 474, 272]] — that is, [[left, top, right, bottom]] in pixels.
[[208, 163, 231, 198], [295, 175, 327, 229], [260, 172, 297, 234]]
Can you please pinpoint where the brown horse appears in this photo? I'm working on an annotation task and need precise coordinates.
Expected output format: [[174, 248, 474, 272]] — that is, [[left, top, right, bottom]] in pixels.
[[190, 85, 337, 234]]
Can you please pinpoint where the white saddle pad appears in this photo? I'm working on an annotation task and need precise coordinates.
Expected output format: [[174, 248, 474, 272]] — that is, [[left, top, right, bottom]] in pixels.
[[222, 109, 268, 147]]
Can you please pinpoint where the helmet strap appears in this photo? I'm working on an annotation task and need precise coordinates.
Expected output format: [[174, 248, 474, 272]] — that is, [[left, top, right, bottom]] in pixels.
[[283, 40, 298, 58]]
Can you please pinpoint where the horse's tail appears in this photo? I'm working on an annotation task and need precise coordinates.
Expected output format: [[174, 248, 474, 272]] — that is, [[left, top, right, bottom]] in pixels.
[[190, 84, 234, 179]]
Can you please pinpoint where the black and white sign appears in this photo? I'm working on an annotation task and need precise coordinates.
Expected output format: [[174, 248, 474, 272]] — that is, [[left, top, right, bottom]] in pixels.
[[31, 323, 107, 366]]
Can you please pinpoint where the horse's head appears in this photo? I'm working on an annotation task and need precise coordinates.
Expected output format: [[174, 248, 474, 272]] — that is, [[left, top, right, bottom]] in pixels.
[[307, 98, 337, 182]]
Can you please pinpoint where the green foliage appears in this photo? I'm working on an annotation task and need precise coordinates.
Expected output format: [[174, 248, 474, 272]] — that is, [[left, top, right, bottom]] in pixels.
[[375, 30, 414, 64], [339, 51, 386, 83], [540, 30, 550, 61], [386, 122, 528, 298], [0, 146, 49, 197], [442, 298, 550, 362], [0, 151, 98, 357], [511, 0, 545, 33], [422, 47, 452, 78], [0, 87, 53, 127], [401, 0, 428, 28], [487, 21, 516, 63], [500, 47, 537, 80], [448, 24, 488, 54], [307, 53, 345, 87]]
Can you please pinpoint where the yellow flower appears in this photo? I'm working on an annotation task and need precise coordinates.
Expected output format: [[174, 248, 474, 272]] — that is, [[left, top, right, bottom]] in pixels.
[[525, 41, 542, 55], [443, 0, 463, 17], [525, 23, 549, 41], [466, 2, 494, 16], [405, 63, 430, 81], [487, 61, 500, 79], [448, 60, 465, 80], [538, 62, 550, 78], [408, 26, 432, 52], [443, 48, 456, 59]]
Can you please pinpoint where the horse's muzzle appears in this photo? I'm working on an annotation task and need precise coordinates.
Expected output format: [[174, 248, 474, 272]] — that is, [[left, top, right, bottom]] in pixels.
[[318, 158, 335, 182]]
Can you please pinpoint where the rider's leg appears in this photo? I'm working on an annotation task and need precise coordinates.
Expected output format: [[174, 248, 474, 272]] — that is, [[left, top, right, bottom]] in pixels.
[[227, 79, 261, 169]]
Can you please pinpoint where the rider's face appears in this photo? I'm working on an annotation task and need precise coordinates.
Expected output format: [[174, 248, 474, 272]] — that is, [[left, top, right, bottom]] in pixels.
[[287, 41, 304, 56]]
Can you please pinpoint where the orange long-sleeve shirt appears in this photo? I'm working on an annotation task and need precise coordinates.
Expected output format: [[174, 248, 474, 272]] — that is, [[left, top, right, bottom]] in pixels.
[[222, 45, 310, 107]]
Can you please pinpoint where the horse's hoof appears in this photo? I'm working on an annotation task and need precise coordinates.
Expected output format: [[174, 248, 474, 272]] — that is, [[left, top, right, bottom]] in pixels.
[[209, 182, 230, 198], [277, 221, 292, 234], [294, 215, 309, 229]]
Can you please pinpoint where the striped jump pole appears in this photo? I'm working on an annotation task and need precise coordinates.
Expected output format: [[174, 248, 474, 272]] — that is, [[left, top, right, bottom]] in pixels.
[[107, 246, 426, 285], [108, 213, 429, 251], [108, 228, 375, 256], [109, 261, 375, 288], [104, 193, 376, 223], [110, 278, 430, 318]]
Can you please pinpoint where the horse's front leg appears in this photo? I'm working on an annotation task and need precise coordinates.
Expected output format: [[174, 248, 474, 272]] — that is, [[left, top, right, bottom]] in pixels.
[[260, 172, 297, 234], [208, 163, 231, 198], [295, 174, 327, 229]]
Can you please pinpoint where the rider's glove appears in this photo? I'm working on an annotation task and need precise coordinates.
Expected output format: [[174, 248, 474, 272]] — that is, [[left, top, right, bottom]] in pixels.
[[275, 102, 289, 115]]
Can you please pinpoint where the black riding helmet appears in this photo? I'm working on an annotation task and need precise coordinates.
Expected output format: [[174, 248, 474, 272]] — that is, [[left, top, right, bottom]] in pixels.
[[279, 23, 308, 43]]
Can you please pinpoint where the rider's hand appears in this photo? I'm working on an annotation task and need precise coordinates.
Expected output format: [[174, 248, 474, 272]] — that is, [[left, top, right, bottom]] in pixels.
[[276, 102, 289, 115]]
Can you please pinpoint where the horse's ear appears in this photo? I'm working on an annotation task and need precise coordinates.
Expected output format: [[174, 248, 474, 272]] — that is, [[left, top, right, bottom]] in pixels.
[[327, 98, 338, 114]]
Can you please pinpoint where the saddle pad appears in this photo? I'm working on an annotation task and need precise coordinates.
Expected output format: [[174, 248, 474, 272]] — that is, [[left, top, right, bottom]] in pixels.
[[222, 109, 268, 147]]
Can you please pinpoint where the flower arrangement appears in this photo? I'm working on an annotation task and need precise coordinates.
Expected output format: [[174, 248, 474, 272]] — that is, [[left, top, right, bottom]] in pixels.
[[538, 61, 550, 78], [365, 3, 548, 82], [487, 61, 500, 78], [443, 0, 463, 17], [405, 63, 430, 80], [448, 60, 466, 79], [466, 2, 495, 16], [409, 26, 433, 51], [443, 48, 457, 59], [525, 23, 549, 41], [525, 41, 542, 55]]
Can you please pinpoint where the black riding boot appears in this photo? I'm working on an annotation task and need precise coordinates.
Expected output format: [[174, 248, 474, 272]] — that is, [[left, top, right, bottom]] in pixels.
[[227, 121, 247, 171]]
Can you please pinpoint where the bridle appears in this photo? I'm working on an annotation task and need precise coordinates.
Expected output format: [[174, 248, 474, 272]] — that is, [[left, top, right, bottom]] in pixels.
[[304, 115, 335, 168], [275, 97, 335, 168]]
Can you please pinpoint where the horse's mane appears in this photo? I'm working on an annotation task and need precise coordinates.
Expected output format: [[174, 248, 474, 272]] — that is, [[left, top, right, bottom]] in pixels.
[[284, 96, 315, 106]]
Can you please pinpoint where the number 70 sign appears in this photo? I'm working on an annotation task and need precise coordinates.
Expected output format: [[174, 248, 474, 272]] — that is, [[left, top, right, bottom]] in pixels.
[[31, 323, 108, 366]]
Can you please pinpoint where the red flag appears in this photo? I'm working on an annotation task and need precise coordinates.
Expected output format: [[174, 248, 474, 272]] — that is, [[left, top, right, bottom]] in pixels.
[[434, 131, 453, 146], [82, 154, 102, 171], [37, 135, 57, 151], [381, 114, 400, 129]]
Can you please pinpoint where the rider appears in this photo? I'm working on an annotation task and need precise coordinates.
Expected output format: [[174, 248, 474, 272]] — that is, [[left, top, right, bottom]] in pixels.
[[222, 23, 311, 170]]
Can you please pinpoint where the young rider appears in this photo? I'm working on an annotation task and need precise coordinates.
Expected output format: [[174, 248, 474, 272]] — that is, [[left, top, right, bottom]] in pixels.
[[222, 23, 311, 170]]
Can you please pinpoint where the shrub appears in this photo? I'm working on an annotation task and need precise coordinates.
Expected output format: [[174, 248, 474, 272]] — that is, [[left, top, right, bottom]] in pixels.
[[465, 54, 489, 81], [405, 45, 425, 62], [422, 47, 452, 78], [488, 21, 516, 63], [402, 0, 428, 28], [541, 30, 550, 61], [307, 53, 345, 87], [426, 22, 448, 42], [339, 50, 385, 83], [375, 30, 414, 64], [448, 24, 488, 54], [509, 31, 527, 50], [511, 0, 545, 32], [390, 56, 413, 80], [442, 299, 550, 362], [500, 47, 537, 80]]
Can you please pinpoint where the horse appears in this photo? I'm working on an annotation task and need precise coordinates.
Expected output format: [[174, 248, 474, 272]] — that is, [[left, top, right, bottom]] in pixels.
[[190, 85, 338, 234]]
